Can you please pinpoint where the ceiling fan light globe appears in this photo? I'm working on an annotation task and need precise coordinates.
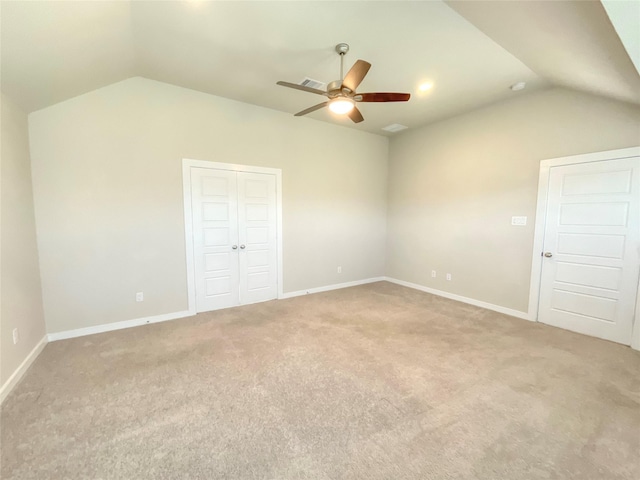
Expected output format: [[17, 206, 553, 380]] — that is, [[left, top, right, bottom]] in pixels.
[[329, 98, 355, 115]]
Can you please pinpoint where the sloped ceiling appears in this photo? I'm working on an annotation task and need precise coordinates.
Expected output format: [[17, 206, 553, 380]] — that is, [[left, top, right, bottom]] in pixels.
[[1, 1, 136, 113], [1, 1, 637, 136], [447, 0, 640, 106]]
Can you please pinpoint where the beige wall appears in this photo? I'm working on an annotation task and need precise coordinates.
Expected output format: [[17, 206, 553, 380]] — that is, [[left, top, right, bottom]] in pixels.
[[24, 79, 640, 336], [28, 77, 388, 334], [387, 87, 640, 313], [1, 93, 46, 385]]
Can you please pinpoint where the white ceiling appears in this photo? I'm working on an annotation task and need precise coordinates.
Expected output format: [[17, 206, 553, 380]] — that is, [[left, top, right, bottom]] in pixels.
[[1, 1, 637, 136], [602, 0, 640, 77], [447, 0, 640, 106]]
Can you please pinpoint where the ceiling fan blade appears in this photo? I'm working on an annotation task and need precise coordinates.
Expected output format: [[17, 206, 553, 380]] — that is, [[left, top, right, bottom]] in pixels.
[[348, 106, 364, 123], [356, 93, 411, 102], [277, 81, 327, 96], [294, 102, 328, 117], [342, 60, 371, 92]]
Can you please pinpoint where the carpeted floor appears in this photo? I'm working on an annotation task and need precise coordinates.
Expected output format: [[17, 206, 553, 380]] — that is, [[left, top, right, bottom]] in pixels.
[[1, 281, 639, 479]]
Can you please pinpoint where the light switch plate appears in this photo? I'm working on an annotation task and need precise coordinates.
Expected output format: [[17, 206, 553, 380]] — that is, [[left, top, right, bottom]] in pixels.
[[511, 216, 527, 226]]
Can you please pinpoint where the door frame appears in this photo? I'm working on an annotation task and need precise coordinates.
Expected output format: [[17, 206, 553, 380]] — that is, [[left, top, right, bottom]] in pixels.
[[182, 159, 283, 315], [527, 146, 640, 350]]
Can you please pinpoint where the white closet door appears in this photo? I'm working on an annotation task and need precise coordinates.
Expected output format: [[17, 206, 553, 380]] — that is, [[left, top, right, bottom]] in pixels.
[[191, 168, 240, 312], [538, 157, 640, 344], [237, 172, 278, 304]]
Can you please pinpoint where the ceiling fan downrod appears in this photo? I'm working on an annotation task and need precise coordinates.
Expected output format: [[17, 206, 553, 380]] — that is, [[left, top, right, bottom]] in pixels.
[[335, 43, 349, 81]]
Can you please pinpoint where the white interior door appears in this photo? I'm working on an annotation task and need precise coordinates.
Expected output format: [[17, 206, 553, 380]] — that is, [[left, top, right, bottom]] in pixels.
[[237, 172, 278, 304], [190, 166, 279, 313], [191, 167, 240, 312], [538, 157, 640, 344]]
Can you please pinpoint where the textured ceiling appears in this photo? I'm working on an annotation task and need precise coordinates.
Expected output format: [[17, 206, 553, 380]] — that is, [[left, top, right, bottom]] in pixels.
[[1, 1, 637, 136]]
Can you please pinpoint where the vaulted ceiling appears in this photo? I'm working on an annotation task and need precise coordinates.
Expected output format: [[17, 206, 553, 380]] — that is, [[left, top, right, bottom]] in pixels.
[[1, 1, 638, 136]]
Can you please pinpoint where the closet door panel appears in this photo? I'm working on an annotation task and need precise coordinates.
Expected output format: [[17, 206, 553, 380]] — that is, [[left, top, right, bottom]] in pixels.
[[237, 172, 278, 304], [191, 168, 240, 312]]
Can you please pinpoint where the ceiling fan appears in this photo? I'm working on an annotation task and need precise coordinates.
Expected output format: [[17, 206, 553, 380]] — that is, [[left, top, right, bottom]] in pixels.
[[276, 43, 410, 123]]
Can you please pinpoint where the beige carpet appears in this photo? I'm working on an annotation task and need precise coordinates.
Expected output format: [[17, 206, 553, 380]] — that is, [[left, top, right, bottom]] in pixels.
[[2, 282, 639, 479]]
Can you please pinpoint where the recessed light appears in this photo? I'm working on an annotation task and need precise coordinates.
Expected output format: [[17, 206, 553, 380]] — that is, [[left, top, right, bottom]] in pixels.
[[419, 82, 433, 91], [510, 82, 526, 91], [382, 124, 408, 133]]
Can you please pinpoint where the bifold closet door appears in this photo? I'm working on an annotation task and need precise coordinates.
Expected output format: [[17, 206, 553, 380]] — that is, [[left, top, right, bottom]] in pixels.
[[191, 167, 240, 312], [191, 168, 278, 313]]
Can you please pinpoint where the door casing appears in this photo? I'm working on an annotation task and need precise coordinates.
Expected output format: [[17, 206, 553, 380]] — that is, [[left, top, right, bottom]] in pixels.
[[182, 159, 283, 315], [528, 146, 640, 350]]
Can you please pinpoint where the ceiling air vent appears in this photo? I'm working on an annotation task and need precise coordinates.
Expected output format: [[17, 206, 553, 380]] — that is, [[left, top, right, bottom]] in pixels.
[[382, 123, 408, 133], [299, 77, 326, 90]]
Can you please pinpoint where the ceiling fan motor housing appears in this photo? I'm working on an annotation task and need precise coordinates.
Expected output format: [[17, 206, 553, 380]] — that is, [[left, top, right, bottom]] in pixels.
[[327, 80, 349, 97]]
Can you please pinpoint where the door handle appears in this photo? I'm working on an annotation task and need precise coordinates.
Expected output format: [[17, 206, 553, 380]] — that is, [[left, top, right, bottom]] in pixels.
[[232, 245, 238, 250], [240, 245, 246, 249], [544, 252, 553, 258]]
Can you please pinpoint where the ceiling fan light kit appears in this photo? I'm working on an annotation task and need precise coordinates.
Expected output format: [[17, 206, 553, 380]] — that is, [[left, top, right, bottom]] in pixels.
[[329, 98, 355, 114], [277, 43, 410, 124]]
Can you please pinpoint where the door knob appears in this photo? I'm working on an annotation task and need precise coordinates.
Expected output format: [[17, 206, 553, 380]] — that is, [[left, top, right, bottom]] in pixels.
[[544, 252, 553, 258], [240, 245, 246, 249], [232, 245, 238, 250]]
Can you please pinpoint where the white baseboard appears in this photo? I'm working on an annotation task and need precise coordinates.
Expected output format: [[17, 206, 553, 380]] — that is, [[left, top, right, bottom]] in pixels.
[[0, 278, 532, 403], [49, 279, 386, 341], [280, 277, 386, 299], [0, 335, 48, 404], [384, 277, 533, 321], [47, 309, 194, 342], [44, 275, 530, 342]]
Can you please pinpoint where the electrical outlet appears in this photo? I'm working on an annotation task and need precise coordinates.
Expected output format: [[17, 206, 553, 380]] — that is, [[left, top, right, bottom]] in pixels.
[[12, 328, 19, 345], [136, 292, 144, 302], [337, 266, 342, 274], [431, 270, 436, 278], [446, 273, 452, 281]]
